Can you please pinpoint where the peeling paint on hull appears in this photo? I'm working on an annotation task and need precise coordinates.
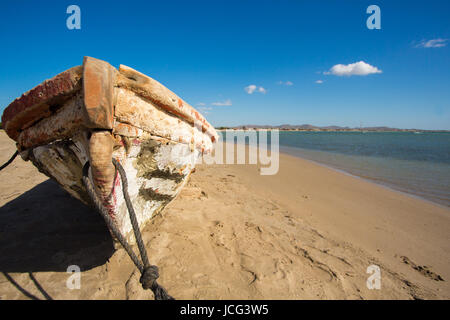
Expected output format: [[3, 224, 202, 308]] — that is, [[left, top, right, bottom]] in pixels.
[[2, 57, 217, 244], [27, 117, 201, 243]]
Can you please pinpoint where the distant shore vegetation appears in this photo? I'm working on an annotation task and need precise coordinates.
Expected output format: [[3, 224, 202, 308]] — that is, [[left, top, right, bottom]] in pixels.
[[214, 125, 448, 132]]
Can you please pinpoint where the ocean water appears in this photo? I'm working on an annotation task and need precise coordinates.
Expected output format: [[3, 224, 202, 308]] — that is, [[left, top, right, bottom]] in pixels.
[[224, 131, 450, 207]]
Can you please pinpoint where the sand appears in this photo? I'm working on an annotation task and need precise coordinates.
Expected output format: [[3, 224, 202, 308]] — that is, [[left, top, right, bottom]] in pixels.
[[0, 130, 449, 300]]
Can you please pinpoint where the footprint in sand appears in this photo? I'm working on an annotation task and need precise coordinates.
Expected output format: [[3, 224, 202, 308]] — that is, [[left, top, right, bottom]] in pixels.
[[400, 256, 445, 281]]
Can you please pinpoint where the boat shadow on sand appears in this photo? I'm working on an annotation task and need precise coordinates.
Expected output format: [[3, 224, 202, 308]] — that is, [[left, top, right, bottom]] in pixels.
[[0, 179, 115, 275]]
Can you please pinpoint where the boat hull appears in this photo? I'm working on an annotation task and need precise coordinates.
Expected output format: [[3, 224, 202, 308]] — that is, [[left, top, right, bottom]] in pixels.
[[2, 57, 217, 243]]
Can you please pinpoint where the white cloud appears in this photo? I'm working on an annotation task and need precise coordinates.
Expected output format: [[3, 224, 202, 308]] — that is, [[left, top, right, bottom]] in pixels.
[[277, 81, 293, 86], [245, 85, 257, 94], [211, 99, 232, 106], [324, 61, 382, 76], [315, 80, 323, 84], [197, 102, 206, 106], [198, 106, 212, 114], [415, 38, 448, 48], [245, 84, 266, 94]]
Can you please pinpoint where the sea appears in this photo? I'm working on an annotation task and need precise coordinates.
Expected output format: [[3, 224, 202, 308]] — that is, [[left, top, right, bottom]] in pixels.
[[223, 131, 450, 207]]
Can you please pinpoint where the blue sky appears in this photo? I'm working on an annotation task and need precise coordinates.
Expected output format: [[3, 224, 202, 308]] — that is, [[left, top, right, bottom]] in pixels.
[[0, 0, 449, 129]]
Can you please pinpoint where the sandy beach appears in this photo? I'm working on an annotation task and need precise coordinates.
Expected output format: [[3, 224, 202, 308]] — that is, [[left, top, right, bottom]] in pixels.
[[0, 129, 449, 300]]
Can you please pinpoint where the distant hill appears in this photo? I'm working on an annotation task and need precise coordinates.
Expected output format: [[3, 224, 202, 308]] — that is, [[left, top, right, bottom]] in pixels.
[[215, 124, 449, 132]]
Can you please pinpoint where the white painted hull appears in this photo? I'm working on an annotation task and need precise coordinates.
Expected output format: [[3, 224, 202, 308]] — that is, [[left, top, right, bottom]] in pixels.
[[1, 57, 217, 243]]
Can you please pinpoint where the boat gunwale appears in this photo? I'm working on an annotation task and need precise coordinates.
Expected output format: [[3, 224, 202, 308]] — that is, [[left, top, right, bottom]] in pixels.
[[1, 57, 218, 148]]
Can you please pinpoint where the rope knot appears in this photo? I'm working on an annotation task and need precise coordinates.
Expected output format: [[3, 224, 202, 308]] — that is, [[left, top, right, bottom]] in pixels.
[[140, 265, 159, 290]]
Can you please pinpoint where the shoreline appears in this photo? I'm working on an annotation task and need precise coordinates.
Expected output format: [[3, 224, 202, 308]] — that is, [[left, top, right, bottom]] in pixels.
[[219, 138, 449, 208], [278, 146, 450, 210]]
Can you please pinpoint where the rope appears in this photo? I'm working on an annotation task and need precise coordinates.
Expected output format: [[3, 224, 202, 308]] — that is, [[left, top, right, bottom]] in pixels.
[[0, 150, 19, 171], [82, 159, 174, 300]]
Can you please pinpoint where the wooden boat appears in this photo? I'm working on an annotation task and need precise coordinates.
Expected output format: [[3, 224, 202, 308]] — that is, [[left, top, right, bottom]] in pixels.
[[1, 56, 218, 243]]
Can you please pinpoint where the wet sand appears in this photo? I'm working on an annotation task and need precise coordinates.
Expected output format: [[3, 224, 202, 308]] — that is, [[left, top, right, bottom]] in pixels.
[[0, 130, 449, 299]]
